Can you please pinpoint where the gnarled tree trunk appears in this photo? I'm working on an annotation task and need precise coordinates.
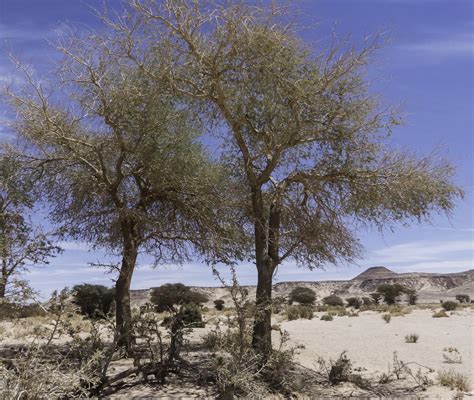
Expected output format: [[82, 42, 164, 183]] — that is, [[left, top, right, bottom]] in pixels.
[[116, 218, 140, 350]]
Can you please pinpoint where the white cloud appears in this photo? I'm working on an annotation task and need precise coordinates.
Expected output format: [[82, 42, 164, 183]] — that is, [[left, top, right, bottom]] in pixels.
[[399, 34, 474, 56], [370, 240, 473, 264]]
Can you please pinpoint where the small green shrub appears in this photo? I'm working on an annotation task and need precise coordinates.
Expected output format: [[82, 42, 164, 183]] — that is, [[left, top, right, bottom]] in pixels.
[[72, 284, 115, 319], [376, 283, 406, 305], [150, 283, 208, 312], [289, 287, 316, 305], [322, 295, 344, 307], [405, 333, 419, 343], [370, 293, 382, 304], [437, 369, 471, 392], [320, 314, 333, 321], [346, 297, 361, 309], [432, 309, 449, 318], [362, 297, 373, 306], [272, 297, 287, 314], [382, 314, 391, 323], [214, 299, 225, 310], [442, 301, 458, 311], [455, 294, 470, 303], [285, 305, 313, 321]]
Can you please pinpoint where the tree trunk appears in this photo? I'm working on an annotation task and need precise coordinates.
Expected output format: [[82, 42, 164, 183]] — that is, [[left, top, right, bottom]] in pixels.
[[0, 281, 5, 298], [0, 253, 8, 299], [252, 262, 273, 359], [116, 219, 140, 350], [250, 188, 275, 360]]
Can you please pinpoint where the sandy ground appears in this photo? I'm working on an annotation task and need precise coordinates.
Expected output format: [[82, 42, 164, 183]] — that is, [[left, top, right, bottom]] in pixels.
[[271, 308, 474, 398], [1, 307, 473, 398]]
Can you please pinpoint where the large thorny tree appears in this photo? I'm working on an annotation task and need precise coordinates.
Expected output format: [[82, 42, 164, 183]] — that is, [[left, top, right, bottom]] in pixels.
[[0, 153, 59, 299], [114, 0, 462, 358], [4, 35, 237, 348]]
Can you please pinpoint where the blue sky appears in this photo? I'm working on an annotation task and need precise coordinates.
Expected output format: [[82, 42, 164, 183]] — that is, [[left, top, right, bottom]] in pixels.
[[0, 0, 472, 298]]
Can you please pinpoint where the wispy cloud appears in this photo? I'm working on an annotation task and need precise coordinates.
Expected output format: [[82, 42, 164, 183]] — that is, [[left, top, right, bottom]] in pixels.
[[370, 240, 473, 264], [399, 33, 474, 57]]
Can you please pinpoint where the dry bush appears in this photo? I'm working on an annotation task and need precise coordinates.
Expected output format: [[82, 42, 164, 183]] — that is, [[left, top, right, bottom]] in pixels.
[[443, 348, 463, 364], [320, 314, 333, 321], [405, 333, 419, 343], [437, 369, 471, 392], [433, 309, 449, 318], [315, 351, 368, 388], [382, 314, 391, 323], [378, 352, 433, 390], [207, 267, 303, 398], [442, 301, 458, 311], [285, 305, 314, 321]]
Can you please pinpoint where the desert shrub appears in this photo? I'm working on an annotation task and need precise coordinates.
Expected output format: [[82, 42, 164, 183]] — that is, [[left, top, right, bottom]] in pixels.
[[285, 305, 313, 321], [320, 314, 333, 321], [382, 314, 391, 323], [437, 369, 471, 392], [316, 304, 328, 312], [406, 291, 418, 305], [455, 294, 470, 303], [362, 297, 373, 306], [72, 284, 115, 319], [378, 351, 433, 389], [441, 301, 458, 311], [376, 283, 406, 305], [272, 296, 286, 314], [0, 302, 47, 320], [346, 297, 361, 309], [348, 310, 359, 317], [150, 283, 208, 312], [209, 268, 302, 398], [432, 309, 449, 318], [289, 287, 316, 305], [443, 347, 462, 364], [322, 295, 344, 307], [214, 299, 225, 310], [316, 351, 367, 388], [163, 303, 205, 328], [370, 292, 382, 304], [405, 333, 419, 343]]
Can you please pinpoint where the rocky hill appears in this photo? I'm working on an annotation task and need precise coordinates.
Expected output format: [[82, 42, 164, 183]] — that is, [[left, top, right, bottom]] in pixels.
[[131, 267, 474, 306]]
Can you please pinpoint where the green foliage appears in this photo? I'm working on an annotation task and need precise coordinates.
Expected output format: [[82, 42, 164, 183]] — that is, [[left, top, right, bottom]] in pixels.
[[163, 303, 205, 328], [346, 297, 361, 309], [455, 294, 470, 303], [441, 301, 458, 311], [320, 314, 333, 321], [0, 302, 47, 320], [150, 283, 208, 312], [272, 296, 287, 314], [406, 292, 418, 305], [405, 333, 419, 343], [72, 284, 115, 319], [376, 284, 407, 305], [289, 287, 316, 305], [362, 297, 373, 306], [285, 305, 313, 321], [382, 314, 391, 323], [214, 299, 225, 310], [322, 295, 344, 307], [370, 293, 382, 304]]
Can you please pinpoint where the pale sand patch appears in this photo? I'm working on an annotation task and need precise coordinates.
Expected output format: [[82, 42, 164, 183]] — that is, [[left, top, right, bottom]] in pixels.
[[272, 308, 473, 397]]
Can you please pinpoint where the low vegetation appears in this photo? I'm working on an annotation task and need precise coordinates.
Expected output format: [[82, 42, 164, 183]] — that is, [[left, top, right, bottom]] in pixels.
[[437, 369, 471, 392], [442, 348, 463, 364], [214, 299, 225, 311], [320, 314, 333, 321], [382, 314, 391, 323], [322, 295, 344, 307], [285, 305, 314, 321], [405, 333, 419, 343], [432, 309, 449, 318], [455, 294, 470, 303], [441, 301, 458, 311], [289, 287, 316, 305]]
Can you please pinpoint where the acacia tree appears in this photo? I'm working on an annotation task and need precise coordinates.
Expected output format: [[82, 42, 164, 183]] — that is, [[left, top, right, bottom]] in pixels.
[[119, 0, 462, 358], [4, 32, 238, 348], [0, 153, 60, 299]]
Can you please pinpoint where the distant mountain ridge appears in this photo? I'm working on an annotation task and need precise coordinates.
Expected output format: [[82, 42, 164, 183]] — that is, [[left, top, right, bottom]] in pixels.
[[131, 267, 474, 306]]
